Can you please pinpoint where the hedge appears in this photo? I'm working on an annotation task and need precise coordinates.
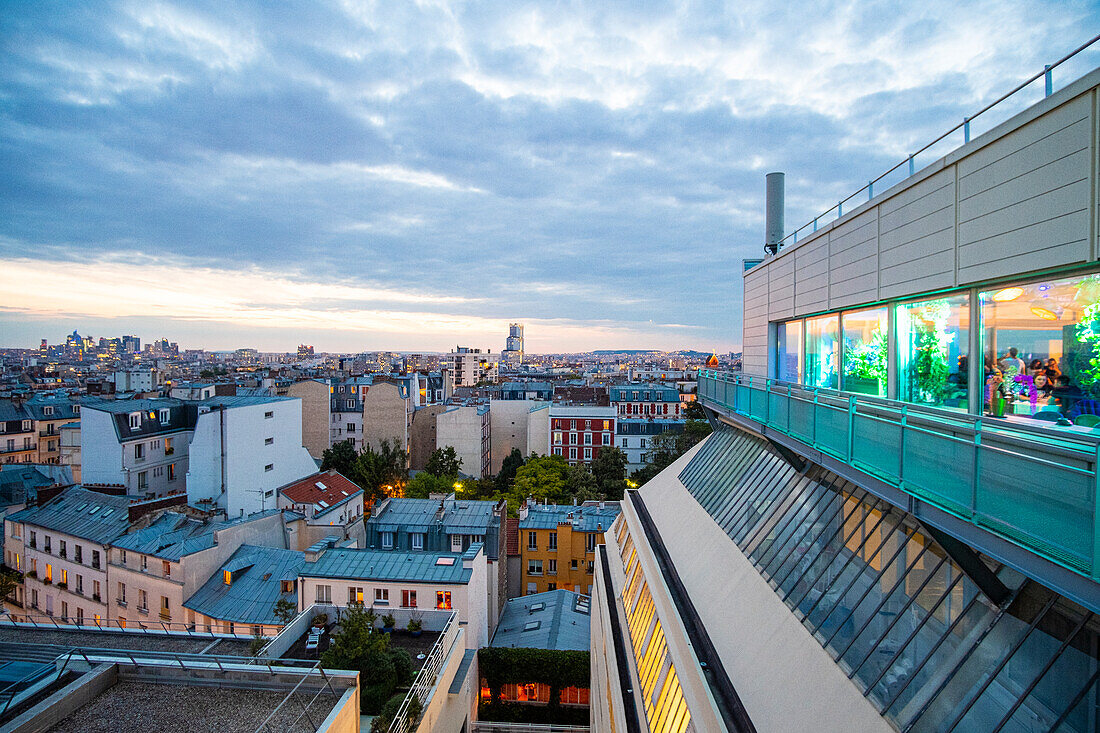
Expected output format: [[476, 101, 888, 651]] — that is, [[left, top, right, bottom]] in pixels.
[[477, 647, 589, 707]]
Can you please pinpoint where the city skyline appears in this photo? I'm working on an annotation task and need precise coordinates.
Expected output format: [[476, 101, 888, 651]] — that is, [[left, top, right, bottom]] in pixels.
[[2, 2, 1098, 352]]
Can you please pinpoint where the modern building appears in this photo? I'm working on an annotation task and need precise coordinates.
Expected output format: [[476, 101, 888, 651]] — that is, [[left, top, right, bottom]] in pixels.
[[449, 347, 498, 389], [548, 404, 616, 466], [519, 500, 620, 596], [298, 543, 490, 649], [591, 67, 1100, 733], [502, 323, 524, 365]]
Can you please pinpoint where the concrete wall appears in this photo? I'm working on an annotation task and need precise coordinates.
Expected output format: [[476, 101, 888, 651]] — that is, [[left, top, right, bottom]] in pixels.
[[436, 405, 488, 479], [489, 400, 548, 474], [742, 68, 1100, 374], [409, 404, 445, 471], [78, 408, 124, 486], [286, 380, 332, 459], [361, 382, 409, 454]]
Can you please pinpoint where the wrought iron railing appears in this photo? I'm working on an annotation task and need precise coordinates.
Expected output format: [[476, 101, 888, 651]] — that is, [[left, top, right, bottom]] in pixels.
[[698, 370, 1100, 581]]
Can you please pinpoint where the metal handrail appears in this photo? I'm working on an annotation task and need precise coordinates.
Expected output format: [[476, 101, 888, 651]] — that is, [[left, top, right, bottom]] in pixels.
[[388, 610, 460, 733], [697, 369, 1100, 582], [774, 34, 1100, 251]]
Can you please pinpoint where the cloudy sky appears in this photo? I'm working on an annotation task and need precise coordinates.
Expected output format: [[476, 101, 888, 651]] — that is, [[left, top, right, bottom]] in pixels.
[[2, 1, 1098, 353]]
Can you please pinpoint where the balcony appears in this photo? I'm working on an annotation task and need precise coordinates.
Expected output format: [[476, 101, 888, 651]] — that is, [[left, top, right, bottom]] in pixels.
[[698, 370, 1100, 588]]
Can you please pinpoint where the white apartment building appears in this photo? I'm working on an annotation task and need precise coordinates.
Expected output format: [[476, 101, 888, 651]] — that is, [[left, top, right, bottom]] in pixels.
[[449, 347, 498, 389], [298, 542, 489, 649]]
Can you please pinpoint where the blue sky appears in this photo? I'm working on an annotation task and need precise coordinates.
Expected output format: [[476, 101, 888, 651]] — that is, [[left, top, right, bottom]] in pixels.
[[2, 1, 1098, 353]]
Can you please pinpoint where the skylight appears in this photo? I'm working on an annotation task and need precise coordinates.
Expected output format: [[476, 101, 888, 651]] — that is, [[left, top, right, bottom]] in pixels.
[[315, 482, 326, 490], [530, 602, 545, 612], [88, 506, 100, 515], [435, 557, 456, 566], [523, 620, 541, 632]]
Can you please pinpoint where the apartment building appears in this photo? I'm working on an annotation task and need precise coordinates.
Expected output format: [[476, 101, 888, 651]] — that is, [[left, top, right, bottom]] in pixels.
[[449, 347, 498, 389], [366, 495, 507, 627], [591, 67, 1100, 733], [298, 542, 490, 649], [285, 378, 332, 459], [23, 395, 82, 465], [609, 383, 684, 420], [360, 379, 412, 455], [110, 509, 285, 630], [487, 398, 550, 475], [548, 404, 616, 466], [0, 401, 39, 465], [82, 396, 317, 517], [184, 543, 305, 637], [277, 469, 365, 549], [518, 501, 620, 596], [616, 418, 685, 470], [5, 487, 129, 623]]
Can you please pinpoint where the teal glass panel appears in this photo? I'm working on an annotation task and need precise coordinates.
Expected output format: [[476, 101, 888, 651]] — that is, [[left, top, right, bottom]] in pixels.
[[842, 307, 888, 396], [980, 273, 1100, 418], [777, 320, 803, 383], [806, 314, 839, 389], [897, 294, 970, 412]]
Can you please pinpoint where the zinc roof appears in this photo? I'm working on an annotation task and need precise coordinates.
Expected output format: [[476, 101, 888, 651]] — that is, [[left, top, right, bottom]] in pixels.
[[184, 545, 304, 625], [9, 487, 132, 544], [519, 502, 621, 533], [368, 497, 497, 535], [490, 590, 591, 651], [301, 546, 476, 584]]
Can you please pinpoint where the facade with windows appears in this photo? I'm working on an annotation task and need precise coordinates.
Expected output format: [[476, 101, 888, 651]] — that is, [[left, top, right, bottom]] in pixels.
[[548, 405, 616, 466], [595, 67, 1100, 732], [610, 384, 684, 420], [519, 500, 620, 596], [617, 418, 686, 471], [298, 544, 490, 649]]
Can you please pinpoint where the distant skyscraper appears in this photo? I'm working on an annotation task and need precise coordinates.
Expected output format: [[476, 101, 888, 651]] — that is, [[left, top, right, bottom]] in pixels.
[[503, 323, 524, 364], [122, 335, 141, 353], [297, 344, 315, 360]]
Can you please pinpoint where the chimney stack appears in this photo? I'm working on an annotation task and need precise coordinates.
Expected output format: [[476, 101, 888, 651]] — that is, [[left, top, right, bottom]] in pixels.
[[765, 172, 785, 255]]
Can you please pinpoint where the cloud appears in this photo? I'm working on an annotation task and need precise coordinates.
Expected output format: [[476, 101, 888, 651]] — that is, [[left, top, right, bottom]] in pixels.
[[1, 0, 1098, 351]]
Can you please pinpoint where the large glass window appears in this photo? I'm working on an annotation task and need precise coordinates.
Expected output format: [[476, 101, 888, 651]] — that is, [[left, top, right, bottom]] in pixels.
[[805, 314, 840, 389], [981, 274, 1100, 419], [897, 295, 970, 411], [841, 308, 888, 396], [777, 320, 803, 383]]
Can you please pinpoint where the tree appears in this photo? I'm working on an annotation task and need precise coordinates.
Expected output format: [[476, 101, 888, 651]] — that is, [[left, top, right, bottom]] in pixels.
[[563, 463, 597, 498], [321, 439, 357, 476], [426, 446, 462, 477], [0, 567, 21, 602], [629, 420, 713, 488], [590, 446, 628, 500], [683, 400, 707, 421], [405, 471, 455, 499], [321, 603, 403, 715], [273, 597, 297, 626], [495, 448, 525, 493], [351, 439, 408, 504], [512, 455, 570, 507]]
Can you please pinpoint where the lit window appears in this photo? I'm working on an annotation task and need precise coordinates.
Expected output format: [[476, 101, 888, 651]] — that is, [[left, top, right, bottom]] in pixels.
[[436, 591, 451, 610]]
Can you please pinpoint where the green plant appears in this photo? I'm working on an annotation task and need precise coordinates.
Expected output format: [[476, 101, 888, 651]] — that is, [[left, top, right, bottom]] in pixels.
[[249, 632, 267, 656], [407, 695, 423, 728], [382, 612, 396, 629], [844, 329, 888, 383], [273, 597, 297, 626], [478, 647, 590, 709], [1074, 296, 1100, 398], [909, 299, 956, 404], [407, 617, 423, 634], [370, 693, 407, 733], [311, 612, 328, 628]]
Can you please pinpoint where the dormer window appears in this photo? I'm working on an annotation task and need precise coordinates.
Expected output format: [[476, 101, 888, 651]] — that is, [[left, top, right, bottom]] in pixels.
[[128, 413, 141, 430], [73, 405, 79, 415], [159, 409, 170, 425], [43, 406, 54, 416], [280, 580, 295, 593], [21, 420, 31, 432], [223, 570, 232, 585]]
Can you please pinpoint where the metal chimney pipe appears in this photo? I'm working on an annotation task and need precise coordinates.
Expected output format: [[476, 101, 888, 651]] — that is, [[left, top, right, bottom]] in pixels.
[[765, 172, 785, 254]]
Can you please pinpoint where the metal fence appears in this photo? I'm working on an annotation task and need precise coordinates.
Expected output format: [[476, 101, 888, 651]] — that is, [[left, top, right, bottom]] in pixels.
[[773, 33, 1100, 252], [472, 724, 590, 733], [698, 370, 1100, 581], [0, 613, 238, 638], [388, 610, 460, 733]]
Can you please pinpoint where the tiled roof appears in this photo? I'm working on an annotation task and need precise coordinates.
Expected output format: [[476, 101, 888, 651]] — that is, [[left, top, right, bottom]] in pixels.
[[301, 547, 476, 584], [278, 470, 361, 507], [519, 502, 621, 533], [9, 486, 133, 544], [184, 545, 304, 625], [490, 590, 590, 651]]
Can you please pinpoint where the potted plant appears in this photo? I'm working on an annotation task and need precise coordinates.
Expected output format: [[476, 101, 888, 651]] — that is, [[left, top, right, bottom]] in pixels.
[[56, 581, 67, 590], [382, 612, 396, 633], [26, 570, 37, 579], [407, 611, 423, 637], [311, 612, 328, 629]]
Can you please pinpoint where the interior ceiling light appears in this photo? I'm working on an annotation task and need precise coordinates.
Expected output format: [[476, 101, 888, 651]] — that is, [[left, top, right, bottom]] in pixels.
[[1030, 301, 1060, 320], [992, 287, 1024, 302]]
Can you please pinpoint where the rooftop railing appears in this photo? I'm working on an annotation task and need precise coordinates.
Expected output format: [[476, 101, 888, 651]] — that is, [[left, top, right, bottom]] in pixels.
[[698, 370, 1100, 585], [772, 33, 1100, 252], [389, 610, 460, 733]]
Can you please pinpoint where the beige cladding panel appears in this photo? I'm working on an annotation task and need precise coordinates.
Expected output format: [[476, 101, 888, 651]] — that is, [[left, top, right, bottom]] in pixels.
[[957, 95, 1092, 282], [741, 72, 1100, 370], [878, 167, 957, 298]]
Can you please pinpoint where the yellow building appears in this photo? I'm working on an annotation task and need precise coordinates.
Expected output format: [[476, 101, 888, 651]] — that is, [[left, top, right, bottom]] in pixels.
[[518, 501, 621, 596]]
